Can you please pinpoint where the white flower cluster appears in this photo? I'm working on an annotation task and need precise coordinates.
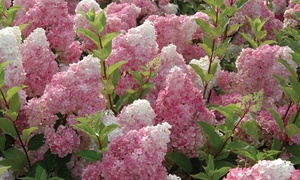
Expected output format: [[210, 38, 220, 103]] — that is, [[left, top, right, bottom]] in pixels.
[[75, 0, 101, 14], [0, 26, 26, 89], [253, 159, 295, 180], [23, 28, 49, 48], [126, 21, 156, 46], [118, 99, 156, 133]]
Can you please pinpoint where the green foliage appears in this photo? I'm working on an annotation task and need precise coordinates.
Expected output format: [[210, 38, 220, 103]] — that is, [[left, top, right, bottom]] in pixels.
[[192, 155, 230, 180], [115, 58, 160, 112], [76, 150, 102, 163], [240, 16, 276, 48], [0, 147, 27, 170], [192, 0, 248, 99], [73, 111, 119, 152], [27, 134, 45, 151], [0, 0, 20, 27], [166, 152, 193, 173]]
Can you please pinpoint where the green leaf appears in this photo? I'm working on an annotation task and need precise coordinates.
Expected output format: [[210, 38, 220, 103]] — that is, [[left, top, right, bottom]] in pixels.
[[197, 121, 222, 148], [35, 165, 47, 180], [28, 134, 45, 151], [72, 123, 96, 138], [100, 124, 119, 142], [190, 63, 206, 82], [76, 150, 102, 163], [209, 62, 218, 75], [210, 104, 242, 121], [195, 18, 213, 37], [0, 133, 5, 151], [0, 61, 10, 72], [289, 157, 300, 165], [101, 32, 120, 48], [286, 124, 300, 138], [77, 28, 100, 48], [262, 39, 277, 45], [102, 79, 115, 94], [268, 109, 284, 133], [130, 70, 144, 85], [289, 76, 300, 96], [228, 141, 258, 162], [91, 10, 106, 35], [236, 0, 248, 8], [43, 150, 57, 173], [0, 117, 17, 139], [274, 74, 288, 87], [271, 136, 281, 151], [239, 32, 257, 48], [286, 144, 300, 157], [191, 172, 210, 179], [278, 59, 298, 78], [0, 147, 28, 170], [57, 165, 73, 180], [200, 43, 213, 57], [227, 24, 241, 36], [106, 61, 126, 77], [7, 92, 22, 119], [22, 127, 38, 143], [166, 152, 192, 173], [240, 120, 260, 141], [0, 166, 10, 176], [213, 167, 230, 180], [6, 86, 23, 102]]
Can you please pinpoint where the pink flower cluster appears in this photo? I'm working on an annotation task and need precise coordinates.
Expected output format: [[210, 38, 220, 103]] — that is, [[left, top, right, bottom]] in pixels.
[[20, 28, 58, 97], [224, 159, 300, 180], [14, 0, 81, 64], [107, 21, 159, 95], [45, 125, 80, 158], [25, 55, 107, 128], [154, 67, 216, 157], [257, 104, 300, 145], [81, 122, 171, 180], [74, 0, 141, 52], [217, 45, 294, 107], [146, 14, 207, 62], [284, 4, 300, 28], [146, 44, 190, 104]]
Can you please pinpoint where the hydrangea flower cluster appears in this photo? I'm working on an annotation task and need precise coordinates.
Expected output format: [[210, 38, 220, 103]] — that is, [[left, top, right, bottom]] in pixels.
[[0, 26, 25, 90], [284, 4, 300, 28], [105, 2, 141, 33], [107, 21, 159, 95], [45, 125, 80, 158], [146, 44, 190, 104], [224, 159, 299, 180], [82, 122, 171, 179], [24, 55, 107, 128], [257, 104, 299, 145], [154, 67, 216, 157], [74, 0, 141, 52], [118, 99, 155, 134], [217, 45, 294, 107], [146, 14, 206, 62], [20, 28, 58, 97], [15, 0, 81, 64]]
